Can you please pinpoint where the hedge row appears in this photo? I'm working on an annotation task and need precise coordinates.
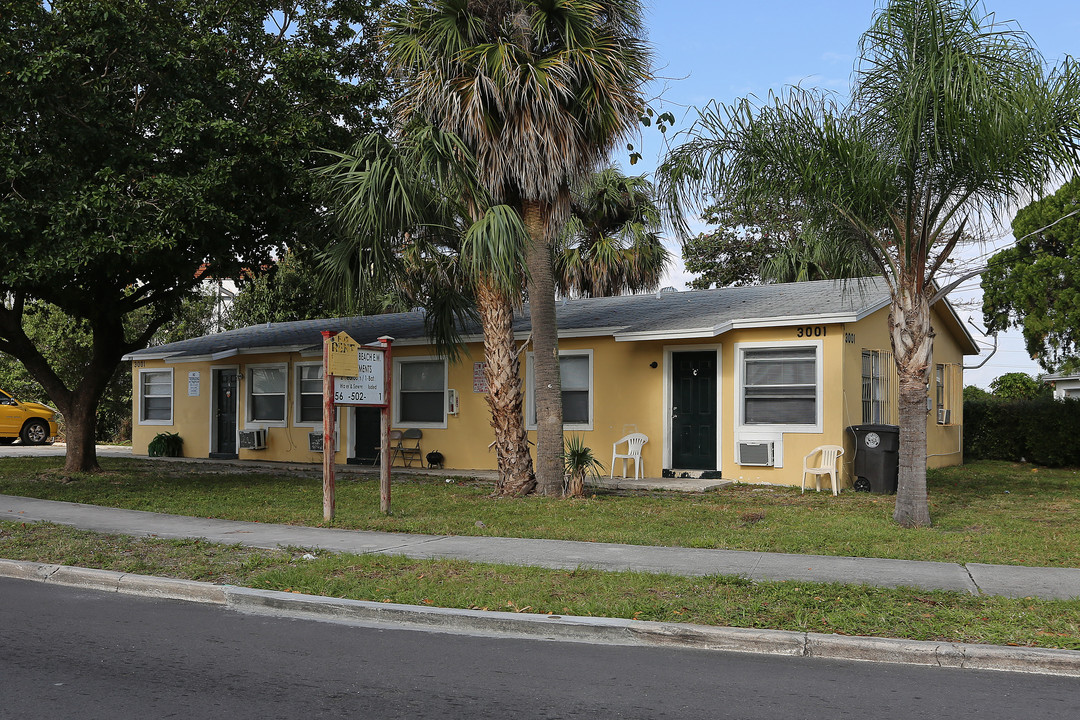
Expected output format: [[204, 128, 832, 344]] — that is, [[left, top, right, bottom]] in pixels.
[[964, 397, 1080, 467]]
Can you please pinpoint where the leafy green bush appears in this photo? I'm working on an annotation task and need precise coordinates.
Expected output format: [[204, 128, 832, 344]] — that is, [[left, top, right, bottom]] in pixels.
[[147, 432, 183, 458], [964, 397, 1080, 467]]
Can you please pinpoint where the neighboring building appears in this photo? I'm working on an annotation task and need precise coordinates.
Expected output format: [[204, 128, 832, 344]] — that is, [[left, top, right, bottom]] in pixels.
[[123, 278, 978, 489], [1044, 372, 1080, 400]]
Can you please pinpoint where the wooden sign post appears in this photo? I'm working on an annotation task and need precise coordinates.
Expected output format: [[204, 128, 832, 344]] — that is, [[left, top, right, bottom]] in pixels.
[[322, 331, 393, 518]]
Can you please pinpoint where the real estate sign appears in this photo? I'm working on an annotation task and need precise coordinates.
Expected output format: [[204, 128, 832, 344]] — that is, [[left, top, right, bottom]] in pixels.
[[332, 345, 386, 406]]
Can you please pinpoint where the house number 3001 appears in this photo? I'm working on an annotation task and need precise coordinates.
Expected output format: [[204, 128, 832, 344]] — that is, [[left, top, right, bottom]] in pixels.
[[795, 326, 826, 338]]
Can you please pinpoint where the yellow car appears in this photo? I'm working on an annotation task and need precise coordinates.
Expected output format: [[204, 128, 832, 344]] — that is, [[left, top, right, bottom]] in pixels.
[[0, 388, 60, 445]]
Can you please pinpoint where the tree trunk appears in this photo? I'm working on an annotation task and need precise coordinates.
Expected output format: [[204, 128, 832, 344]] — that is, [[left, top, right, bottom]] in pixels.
[[889, 286, 933, 527], [60, 397, 101, 474], [522, 200, 564, 496], [477, 281, 536, 497]]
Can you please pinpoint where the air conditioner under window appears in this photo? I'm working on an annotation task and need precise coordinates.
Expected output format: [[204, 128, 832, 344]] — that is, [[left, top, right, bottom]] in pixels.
[[239, 428, 267, 450], [937, 408, 951, 425], [737, 441, 774, 467]]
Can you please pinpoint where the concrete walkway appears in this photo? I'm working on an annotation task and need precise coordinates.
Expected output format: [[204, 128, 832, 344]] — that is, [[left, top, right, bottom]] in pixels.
[[3, 494, 1079, 600]]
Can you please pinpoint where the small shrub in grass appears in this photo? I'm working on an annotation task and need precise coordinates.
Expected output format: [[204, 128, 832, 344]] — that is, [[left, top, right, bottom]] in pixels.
[[563, 435, 605, 497], [147, 432, 183, 457]]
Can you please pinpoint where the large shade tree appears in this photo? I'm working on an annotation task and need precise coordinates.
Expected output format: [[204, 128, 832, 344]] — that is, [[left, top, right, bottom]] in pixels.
[[982, 176, 1080, 372], [659, 0, 1080, 526], [382, 0, 653, 495], [0, 0, 388, 471], [555, 168, 670, 298]]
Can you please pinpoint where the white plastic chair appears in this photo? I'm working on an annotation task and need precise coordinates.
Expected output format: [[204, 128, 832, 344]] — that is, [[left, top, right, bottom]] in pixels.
[[802, 445, 845, 495], [611, 433, 648, 479]]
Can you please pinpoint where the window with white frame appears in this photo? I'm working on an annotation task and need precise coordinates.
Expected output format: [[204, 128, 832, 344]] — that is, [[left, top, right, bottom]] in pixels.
[[248, 364, 287, 424], [138, 369, 173, 424], [295, 363, 323, 425], [528, 352, 592, 428], [396, 359, 446, 425], [741, 346, 818, 426]]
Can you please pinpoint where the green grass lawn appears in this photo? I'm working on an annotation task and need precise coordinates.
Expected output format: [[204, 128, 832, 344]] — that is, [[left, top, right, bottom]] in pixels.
[[2, 519, 1078, 650], [0, 457, 1078, 567]]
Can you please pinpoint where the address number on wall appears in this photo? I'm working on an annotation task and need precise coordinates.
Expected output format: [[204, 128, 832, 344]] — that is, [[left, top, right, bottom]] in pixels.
[[795, 326, 827, 338]]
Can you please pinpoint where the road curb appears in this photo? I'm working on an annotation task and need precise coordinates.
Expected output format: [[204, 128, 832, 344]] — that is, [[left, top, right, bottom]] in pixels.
[[0, 558, 227, 604], [4, 558, 1079, 677]]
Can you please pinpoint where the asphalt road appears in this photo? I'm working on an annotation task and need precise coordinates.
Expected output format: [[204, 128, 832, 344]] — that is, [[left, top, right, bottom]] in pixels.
[[3, 578, 1079, 720]]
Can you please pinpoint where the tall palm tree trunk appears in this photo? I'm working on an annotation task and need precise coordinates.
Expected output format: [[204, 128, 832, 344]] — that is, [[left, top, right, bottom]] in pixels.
[[477, 280, 536, 496], [889, 286, 933, 527], [522, 200, 564, 496]]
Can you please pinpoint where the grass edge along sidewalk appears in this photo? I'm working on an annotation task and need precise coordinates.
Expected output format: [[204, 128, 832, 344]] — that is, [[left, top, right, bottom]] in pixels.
[[1, 457, 1079, 568], [2, 519, 1079, 656], [3, 551, 1080, 678]]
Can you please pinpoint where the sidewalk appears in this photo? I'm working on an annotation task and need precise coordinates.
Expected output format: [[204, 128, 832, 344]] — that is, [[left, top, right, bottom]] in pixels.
[[4, 494, 1080, 600], [4, 493, 1080, 677]]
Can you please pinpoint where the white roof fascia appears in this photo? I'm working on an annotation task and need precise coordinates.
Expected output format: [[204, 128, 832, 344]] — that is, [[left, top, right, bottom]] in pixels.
[[613, 313, 867, 342], [614, 325, 729, 342], [237, 344, 310, 356], [511, 326, 625, 341], [729, 312, 863, 329], [122, 351, 184, 362], [161, 348, 238, 364], [555, 326, 626, 339]]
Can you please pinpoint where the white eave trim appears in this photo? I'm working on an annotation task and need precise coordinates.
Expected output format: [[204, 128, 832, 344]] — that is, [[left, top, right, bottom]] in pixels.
[[148, 343, 317, 364], [122, 351, 184, 362], [614, 312, 867, 342]]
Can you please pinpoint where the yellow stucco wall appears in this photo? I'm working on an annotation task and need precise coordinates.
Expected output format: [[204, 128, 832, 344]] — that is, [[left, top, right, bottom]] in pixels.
[[842, 302, 966, 479], [131, 306, 968, 488]]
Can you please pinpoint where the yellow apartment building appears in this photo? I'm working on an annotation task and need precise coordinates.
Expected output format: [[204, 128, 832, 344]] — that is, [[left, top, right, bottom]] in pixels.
[[125, 278, 979, 490]]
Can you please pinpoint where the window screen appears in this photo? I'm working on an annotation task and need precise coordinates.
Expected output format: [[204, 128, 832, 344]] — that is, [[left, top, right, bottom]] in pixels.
[[250, 366, 286, 422], [560, 355, 590, 425], [398, 361, 444, 423], [530, 354, 591, 426], [140, 371, 172, 421], [742, 347, 816, 425], [298, 365, 323, 423]]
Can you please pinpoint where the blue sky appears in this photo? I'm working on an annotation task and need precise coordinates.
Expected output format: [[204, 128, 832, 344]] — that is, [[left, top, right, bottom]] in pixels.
[[627, 0, 1080, 387]]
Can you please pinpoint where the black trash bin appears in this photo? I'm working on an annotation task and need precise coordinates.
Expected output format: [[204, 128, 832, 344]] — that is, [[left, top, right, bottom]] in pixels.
[[847, 424, 899, 494]]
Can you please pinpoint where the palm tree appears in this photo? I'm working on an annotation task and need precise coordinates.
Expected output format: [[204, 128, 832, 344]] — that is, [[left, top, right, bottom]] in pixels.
[[555, 167, 671, 298], [316, 126, 539, 496], [759, 227, 876, 285], [659, 0, 1080, 527], [383, 0, 653, 496]]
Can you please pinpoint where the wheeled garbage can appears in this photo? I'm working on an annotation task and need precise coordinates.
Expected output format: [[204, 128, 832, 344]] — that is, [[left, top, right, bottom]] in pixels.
[[846, 424, 900, 494]]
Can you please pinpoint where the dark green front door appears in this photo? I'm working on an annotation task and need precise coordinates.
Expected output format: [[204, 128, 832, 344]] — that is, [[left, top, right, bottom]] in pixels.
[[212, 370, 238, 457], [671, 351, 717, 470]]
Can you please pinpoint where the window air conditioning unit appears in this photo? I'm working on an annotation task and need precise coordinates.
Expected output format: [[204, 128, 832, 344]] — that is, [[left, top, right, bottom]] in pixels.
[[737, 441, 774, 467], [239, 428, 267, 450], [309, 432, 338, 453], [937, 408, 951, 425]]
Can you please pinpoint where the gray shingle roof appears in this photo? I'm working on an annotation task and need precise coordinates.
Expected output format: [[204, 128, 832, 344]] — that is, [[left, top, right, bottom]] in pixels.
[[126, 278, 905, 360]]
